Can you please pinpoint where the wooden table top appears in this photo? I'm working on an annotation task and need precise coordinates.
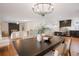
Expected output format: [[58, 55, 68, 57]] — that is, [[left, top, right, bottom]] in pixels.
[[0, 36, 64, 56], [13, 37, 64, 56]]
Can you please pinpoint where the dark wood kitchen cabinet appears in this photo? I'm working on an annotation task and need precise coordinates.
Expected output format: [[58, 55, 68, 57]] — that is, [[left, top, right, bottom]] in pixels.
[[8, 23, 19, 36]]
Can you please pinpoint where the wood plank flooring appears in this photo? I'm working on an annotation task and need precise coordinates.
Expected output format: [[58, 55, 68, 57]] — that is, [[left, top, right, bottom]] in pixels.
[[0, 43, 18, 56], [70, 37, 79, 56]]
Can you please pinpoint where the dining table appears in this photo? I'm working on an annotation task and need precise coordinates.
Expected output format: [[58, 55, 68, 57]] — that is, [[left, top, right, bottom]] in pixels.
[[12, 36, 64, 56]]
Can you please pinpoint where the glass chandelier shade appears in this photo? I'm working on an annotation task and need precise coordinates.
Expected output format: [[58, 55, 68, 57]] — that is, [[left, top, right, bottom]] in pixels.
[[32, 3, 54, 16]]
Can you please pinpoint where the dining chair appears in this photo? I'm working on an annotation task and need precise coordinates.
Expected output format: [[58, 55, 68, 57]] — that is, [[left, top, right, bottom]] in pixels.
[[44, 43, 65, 56], [44, 36, 65, 56], [53, 43, 65, 56], [20, 31, 27, 39], [53, 37, 72, 56], [63, 37, 72, 56], [44, 35, 72, 56], [10, 31, 21, 41]]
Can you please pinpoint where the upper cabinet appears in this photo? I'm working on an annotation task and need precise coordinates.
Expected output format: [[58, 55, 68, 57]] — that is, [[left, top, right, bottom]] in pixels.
[[59, 19, 72, 28]]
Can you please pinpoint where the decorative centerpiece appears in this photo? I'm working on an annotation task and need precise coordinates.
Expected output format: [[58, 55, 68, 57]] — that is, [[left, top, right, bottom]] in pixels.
[[36, 25, 51, 42], [36, 34, 42, 42]]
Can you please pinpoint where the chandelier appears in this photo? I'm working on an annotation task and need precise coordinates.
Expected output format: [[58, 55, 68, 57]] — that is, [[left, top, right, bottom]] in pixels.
[[32, 3, 54, 16]]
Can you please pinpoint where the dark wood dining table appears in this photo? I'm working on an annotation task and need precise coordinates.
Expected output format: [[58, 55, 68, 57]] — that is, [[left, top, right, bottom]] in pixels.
[[13, 36, 64, 56]]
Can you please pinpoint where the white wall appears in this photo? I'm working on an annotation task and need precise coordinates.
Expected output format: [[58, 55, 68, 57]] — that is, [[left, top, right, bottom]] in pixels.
[[59, 18, 79, 31], [22, 18, 59, 33], [3, 17, 79, 34], [0, 21, 8, 32], [71, 18, 79, 30], [2, 17, 79, 34], [1, 17, 79, 34], [1, 22, 8, 33], [1, 3, 79, 32]]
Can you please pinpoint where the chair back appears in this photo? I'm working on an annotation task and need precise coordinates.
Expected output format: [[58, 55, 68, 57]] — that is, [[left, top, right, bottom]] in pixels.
[[53, 37, 72, 56], [63, 38, 72, 56], [11, 31, 20, 40]]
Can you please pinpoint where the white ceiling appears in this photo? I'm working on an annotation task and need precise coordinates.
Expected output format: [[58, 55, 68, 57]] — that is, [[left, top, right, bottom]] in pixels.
[[0, 3, 79, 23]]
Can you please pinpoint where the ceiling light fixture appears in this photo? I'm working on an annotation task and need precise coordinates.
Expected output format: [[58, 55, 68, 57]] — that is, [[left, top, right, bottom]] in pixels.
[[32, 3, 54, 16]]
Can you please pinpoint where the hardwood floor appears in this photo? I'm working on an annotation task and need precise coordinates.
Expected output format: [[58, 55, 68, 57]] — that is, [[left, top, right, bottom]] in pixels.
[[64, 37, 79, 56], [0, 43, 18, 56], [70, 37, 79, 56]]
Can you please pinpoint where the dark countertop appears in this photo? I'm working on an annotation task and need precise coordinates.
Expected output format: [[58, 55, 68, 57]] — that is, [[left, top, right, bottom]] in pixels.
[[54, 30, 79, 37], [13, 37, 64, 56]]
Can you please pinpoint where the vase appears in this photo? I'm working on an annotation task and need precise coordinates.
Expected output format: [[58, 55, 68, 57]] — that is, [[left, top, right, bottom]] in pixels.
[[36, 34, 42, 42]]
